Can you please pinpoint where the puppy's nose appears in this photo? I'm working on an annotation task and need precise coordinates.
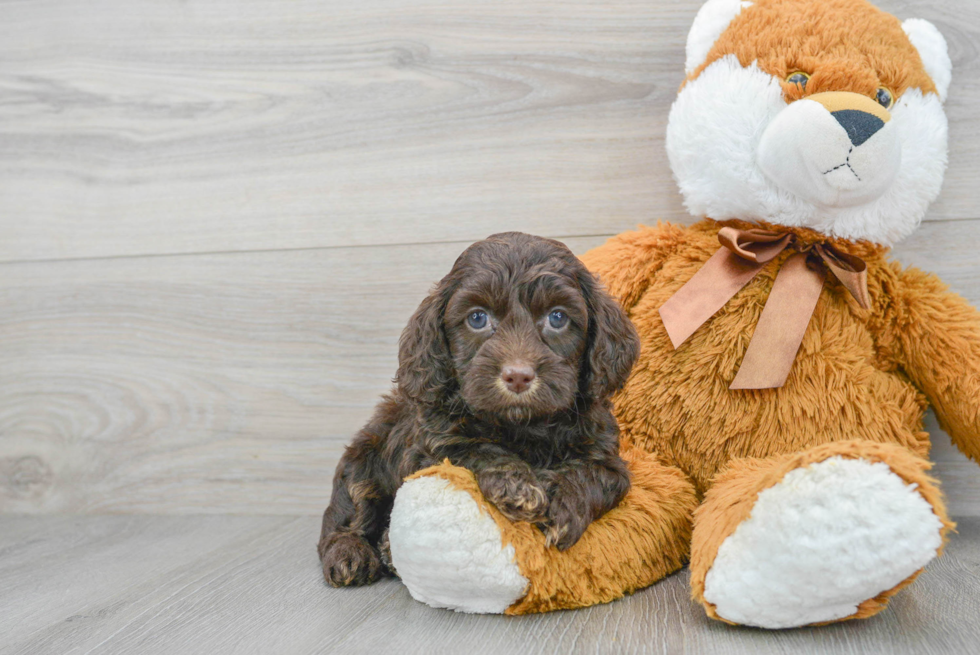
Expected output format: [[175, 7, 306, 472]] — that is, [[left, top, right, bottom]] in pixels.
[[501, 364, 536, 394]]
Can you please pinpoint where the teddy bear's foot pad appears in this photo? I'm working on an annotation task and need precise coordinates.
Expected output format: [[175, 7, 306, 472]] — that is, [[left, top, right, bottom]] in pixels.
[[703, 456, 945, 629], [388, 475, 529, 613]]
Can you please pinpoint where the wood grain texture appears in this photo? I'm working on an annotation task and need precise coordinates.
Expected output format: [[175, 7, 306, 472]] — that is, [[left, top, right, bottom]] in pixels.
[[1, 0, 979, 263], [2, 515, 978, 655], [1, 225, 978, 515]]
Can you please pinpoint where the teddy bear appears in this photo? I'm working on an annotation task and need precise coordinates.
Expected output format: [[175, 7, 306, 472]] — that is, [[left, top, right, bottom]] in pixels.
[[385, 0, 979, 629]]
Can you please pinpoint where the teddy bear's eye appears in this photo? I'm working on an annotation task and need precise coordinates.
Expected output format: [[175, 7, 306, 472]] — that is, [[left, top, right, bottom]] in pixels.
[[786, 72, 810, 90], [876, 87, 894, 109]]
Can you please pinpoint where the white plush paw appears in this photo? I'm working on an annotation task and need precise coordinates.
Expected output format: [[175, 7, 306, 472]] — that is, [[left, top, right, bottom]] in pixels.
[[388, 476, 528, 613], [703, 456, 944, 629]]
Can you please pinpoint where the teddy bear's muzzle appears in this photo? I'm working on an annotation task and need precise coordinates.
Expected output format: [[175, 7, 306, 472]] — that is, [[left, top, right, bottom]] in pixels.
[[756, 91, 902, 209]]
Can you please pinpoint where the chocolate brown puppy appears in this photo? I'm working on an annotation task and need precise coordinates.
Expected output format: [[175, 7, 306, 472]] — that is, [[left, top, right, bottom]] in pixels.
[[318, 232, 640, 587]]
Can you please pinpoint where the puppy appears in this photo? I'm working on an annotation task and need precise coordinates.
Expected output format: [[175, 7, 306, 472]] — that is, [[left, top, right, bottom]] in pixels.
[[318, 232, 640, 587]]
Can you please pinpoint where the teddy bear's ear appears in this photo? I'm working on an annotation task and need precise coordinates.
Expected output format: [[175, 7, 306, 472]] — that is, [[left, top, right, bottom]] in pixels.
[[903, 18, 952, 102], [685, 0, 753, 76]]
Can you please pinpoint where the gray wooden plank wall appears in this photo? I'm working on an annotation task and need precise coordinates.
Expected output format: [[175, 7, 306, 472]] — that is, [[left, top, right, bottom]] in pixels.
[[1, 0, 979, 519]]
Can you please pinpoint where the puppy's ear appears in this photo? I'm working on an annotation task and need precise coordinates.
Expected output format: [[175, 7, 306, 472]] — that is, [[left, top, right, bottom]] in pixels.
[[396, 278, 456, 404], [579, 270, 640, 399]]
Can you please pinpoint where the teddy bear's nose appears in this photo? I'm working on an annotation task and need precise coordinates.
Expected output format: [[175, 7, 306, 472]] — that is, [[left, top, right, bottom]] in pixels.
[[831, 109, 885, 147], [806, 91, 891, 148]]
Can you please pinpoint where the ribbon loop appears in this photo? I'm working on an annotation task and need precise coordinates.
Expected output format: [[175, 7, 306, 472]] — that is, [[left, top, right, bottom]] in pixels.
[[814, 244, 872, 310], [718, 227, 793, 263], [658, 226, 872, 389]]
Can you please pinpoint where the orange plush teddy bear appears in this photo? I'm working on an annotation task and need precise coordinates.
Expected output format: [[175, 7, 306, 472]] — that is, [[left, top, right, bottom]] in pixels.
[[386, 0, 979, 629]]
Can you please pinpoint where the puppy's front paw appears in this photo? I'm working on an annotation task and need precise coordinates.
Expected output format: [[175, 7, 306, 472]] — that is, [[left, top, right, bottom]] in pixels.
[[477, 463, 548, 523], [540, 492, 590, 551], [321, 533, 384, 587]]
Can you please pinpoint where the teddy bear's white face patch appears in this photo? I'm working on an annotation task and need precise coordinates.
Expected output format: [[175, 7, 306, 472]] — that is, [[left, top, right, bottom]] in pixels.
[[667, 54, 948, 245], [757, 93, 902, 209]]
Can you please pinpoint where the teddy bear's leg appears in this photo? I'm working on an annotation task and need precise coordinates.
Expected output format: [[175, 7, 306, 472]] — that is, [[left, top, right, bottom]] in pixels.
[[387, 448, 698, 614], [690, 440, 954, 629]]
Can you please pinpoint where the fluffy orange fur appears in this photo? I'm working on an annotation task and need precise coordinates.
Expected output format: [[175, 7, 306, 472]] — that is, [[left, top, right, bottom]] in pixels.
[[691, 0, 938, 101], [583, 220, 980, 491], [407, 448, 698, 614], [581, 218, 980, 621]]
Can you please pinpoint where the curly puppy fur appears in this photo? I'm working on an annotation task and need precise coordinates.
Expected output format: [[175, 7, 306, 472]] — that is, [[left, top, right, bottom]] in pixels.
[[318, 232, 640, 587]]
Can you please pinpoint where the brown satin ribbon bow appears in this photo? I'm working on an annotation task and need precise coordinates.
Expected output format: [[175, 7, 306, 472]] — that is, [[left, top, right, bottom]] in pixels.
[[658, 227, 871, 390]]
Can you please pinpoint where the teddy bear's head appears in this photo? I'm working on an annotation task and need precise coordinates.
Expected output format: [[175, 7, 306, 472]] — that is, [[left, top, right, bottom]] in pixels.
[[666, 0, 952, 245]]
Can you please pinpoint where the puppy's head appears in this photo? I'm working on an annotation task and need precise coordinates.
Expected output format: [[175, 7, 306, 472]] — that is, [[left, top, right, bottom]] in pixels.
[[397, 232, 639, 423]]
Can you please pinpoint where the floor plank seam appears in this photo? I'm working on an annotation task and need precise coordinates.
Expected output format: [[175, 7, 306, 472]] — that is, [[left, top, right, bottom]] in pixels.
[[1, 217, 978, 268]]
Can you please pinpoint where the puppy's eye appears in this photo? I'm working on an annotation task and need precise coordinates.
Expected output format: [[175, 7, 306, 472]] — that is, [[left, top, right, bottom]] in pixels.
[[547, 310, 568, 330], [786, 72, 809, 90], [876, 87, 894, 109], [466, 310, 489, 330]]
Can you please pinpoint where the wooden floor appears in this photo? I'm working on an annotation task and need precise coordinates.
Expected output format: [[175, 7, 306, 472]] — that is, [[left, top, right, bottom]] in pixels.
[[2, 0, 980, 652], [2, 515, 978, 655]]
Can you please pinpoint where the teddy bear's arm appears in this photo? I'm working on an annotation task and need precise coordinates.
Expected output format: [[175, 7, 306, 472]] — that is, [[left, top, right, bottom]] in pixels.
[[580, 222, 690, 312], [888, 266, 980, 464]]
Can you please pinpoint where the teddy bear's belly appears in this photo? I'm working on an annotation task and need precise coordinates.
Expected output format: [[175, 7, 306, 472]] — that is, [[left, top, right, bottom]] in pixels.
[[615, 272, 929, 493]]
